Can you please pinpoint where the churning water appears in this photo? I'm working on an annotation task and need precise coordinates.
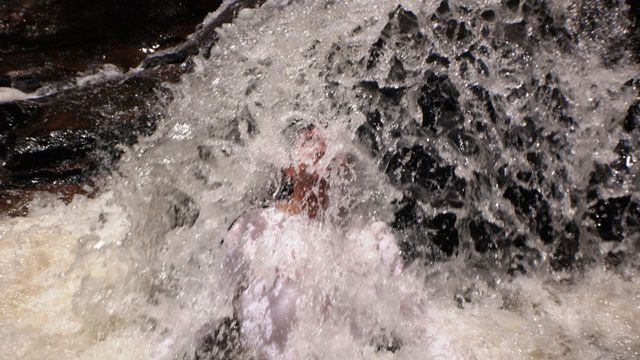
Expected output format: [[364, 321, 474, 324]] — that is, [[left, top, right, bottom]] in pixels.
[[2, 0, 639, 359]]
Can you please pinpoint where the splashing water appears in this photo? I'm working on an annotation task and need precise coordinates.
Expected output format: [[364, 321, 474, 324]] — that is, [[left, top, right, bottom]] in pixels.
[[2, 0, 640, 359]]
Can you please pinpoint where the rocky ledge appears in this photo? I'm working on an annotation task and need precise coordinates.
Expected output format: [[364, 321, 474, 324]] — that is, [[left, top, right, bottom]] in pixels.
[[0, 0, 265, 215]]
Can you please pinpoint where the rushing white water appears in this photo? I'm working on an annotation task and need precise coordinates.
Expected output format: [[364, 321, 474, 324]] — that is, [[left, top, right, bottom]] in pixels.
[[1, 0, 639, 359]]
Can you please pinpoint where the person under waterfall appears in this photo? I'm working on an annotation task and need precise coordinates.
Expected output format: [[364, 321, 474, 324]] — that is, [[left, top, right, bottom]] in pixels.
[[222, 123, 460, 359]]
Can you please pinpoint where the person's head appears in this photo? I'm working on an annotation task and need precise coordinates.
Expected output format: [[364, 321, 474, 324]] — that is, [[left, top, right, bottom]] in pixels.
[[276, 123, 329, 218], [283, 121, 327, 165], [295, 124, 326, 165]]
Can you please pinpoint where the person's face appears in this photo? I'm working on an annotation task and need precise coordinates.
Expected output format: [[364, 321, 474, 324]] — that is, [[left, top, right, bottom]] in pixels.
[[294, 127, 326, 165]]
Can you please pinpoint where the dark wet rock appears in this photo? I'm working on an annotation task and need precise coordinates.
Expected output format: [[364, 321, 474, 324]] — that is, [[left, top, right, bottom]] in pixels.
[[418, 71, 463, 133], [391, 196, 459, 259], [603, 38, 628, 67], [481, 24, 491, 38], [456, 22, 472, 42], [521, 0, 570, 41], [167, 192, 200, 229], [526, 3, 575, 52], [469, 217, 504, 252], [504, 0, 520, 11], [436, 1, 450, 15], [428, 213, 459, 256], [531, 74, 572, 119], [458, 50, 476, 63], [481, 9, 496, 21], [550, 221, 580, 270], [589, 196, 631, 242], [623, 100, 640, 132], [506, 84, 527, 101], [627, 200, 640, 228], [0, 0, 225, 92], [359, 81, 406, 103], [470, 85, 501, 123], [221, 107, 259, 145], [508, 253, 527, 275], [628, 0, 640, 62], [367, 39, 386, 70], [611, 139, 632, 172], [356, 111, 383, 156], [345, 1, 639, 273], [384, 145, 440, 188], [0, 101, 41, 131], [365, 109, 383, 129], [0, 70, 165, 193], [194, 317, 244, 360], [198, 145, 215, 161], [476, 58, 491, 76], [586, 163, 614, 200], [387, 56, 407, 82], [516, 170, 533, 183], [371, 329, 402, 353], [384, 144, 466, 208], [426, 53, 451, 67], [388, 6, 420, 35], [0, 75, 10, 87], [504, 20, 527, 45], [0, 134, 7, 158], [391, 196, 426, 231], [605, 250, 626, 268], [504, 117, 538, 150], [0, 0, 266, 215], [447, 128, 480, 156], [5, 129, 95, 171], [141, 50, 190, 69], [445, 19, 458, 40], [98, 113, 159, 153], [525, 151, 545, 168], [503, 184, 554, 244], [367, 6, 421, 70]]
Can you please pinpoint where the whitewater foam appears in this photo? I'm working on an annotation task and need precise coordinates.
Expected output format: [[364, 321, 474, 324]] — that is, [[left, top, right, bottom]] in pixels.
[[1, 0, 639, 359]]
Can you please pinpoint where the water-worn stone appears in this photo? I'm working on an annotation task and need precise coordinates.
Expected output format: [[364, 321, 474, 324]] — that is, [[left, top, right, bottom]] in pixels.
[[354, 3, 639, 273], [384, 144, 466, 208], [6, 129, 95, 170], [503, 184, 554, 244], [391, 196, 460, 260], [366, 6, 422, 70], [481, 9, 496, 21], [0, 0, 266, 215], [624, 100, 640, 132], [418, 71, 464, 134], [550, 222, 580, 270], [428, 213, 459, 256], [193, 317, 244, 360], [167, 192, 200, 229], [589, 196, 631, 242], [356, 111, 383, 156], [0, 0, 223, 92], [469, 218, 504, 252]]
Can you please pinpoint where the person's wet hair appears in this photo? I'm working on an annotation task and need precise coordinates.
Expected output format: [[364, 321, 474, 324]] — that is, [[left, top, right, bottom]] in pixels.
[[281, 119, 324, 145]]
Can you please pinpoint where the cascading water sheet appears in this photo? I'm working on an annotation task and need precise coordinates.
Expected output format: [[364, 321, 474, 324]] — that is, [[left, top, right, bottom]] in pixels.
[[1, 1, 639, 359]]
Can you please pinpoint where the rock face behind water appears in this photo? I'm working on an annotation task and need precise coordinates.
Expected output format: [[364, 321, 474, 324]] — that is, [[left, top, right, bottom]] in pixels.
[[352, 2, 640, 272], [0, 0, 265, 215], [0, 0, 223, 92]]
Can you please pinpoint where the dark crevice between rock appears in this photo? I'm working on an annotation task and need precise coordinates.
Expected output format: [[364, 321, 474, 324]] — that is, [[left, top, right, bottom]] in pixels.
[[589, 196, 634, 242]]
